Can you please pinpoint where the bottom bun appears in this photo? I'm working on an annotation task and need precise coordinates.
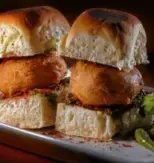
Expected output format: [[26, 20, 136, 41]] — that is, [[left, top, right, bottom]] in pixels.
[[0, 91, 56, 129], [55, 103, 152, 140], [55, 103, 118, 140]]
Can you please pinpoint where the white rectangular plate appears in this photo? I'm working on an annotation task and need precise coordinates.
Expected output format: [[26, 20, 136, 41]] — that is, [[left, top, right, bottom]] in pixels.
[[0, 122, 154, 163]]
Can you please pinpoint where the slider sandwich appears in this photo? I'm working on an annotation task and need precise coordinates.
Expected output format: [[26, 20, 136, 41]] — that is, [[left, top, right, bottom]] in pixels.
[[56, 8, 153, 140], [0, 6, 70, 129]]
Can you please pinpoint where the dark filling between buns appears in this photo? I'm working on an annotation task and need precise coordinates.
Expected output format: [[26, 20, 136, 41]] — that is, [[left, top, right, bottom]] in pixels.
[[57, 78, 149, 122], [57, 78, 134, 113]]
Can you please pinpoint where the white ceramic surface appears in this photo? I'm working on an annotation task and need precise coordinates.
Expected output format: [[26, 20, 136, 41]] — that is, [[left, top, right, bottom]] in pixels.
[[1, 123, 154, 163]]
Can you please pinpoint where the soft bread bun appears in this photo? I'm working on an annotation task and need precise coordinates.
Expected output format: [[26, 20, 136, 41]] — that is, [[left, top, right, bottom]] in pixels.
[[56, 103, 118, 140], [70, 61, 143, 106], [0, 53, 67, 96], [58, 8, 148, 72], [55, 103, 152, 139], [0, 6, 70, 58], [0, 91, 56, 129]]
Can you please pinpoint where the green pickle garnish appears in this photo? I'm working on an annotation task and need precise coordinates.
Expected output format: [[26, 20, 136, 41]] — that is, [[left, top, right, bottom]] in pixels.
[[135, 128, 154, 152], [143, 95, 154, 114]]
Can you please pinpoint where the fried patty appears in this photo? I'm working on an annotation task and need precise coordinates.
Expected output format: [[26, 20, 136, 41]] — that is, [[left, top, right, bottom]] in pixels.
[[70, 61, 144, 106], [0, 53, 67, 96]]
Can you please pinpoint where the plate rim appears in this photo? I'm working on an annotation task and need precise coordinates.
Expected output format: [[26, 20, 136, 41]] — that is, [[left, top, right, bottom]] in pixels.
[[0, 123, 154, 163]]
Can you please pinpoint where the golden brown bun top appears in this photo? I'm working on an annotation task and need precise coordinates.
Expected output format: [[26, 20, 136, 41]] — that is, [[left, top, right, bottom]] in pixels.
[[0, 6, 69, 33], [70, 61, 143, 106], [0, 6, 70, 58], [58, 8, 148, 72], [72, 8, 139, 34], [88, 8, 136, 23]]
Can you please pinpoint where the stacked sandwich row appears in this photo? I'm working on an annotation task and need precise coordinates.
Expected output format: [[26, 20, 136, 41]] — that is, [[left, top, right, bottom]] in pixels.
[[0, 6, 153, 140], [0, 6, 70, 128], [55, 8, 152, 139]]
